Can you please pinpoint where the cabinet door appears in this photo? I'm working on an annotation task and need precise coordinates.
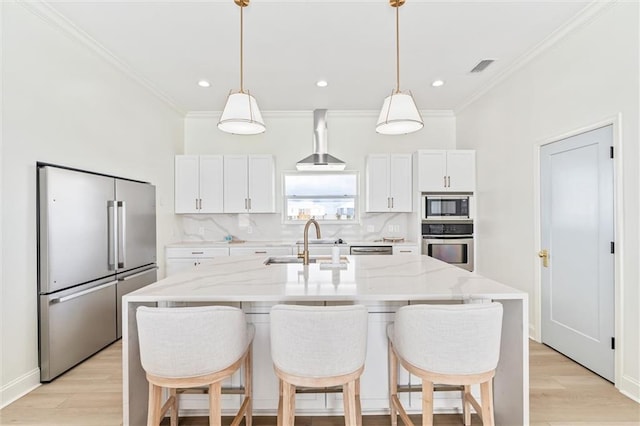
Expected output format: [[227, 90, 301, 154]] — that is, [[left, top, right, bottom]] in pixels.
[[246, 313, 280, 410], [165, 258, 199, 276], [417, 150, 447, 192], [446, 151, 476, 192], [223, 155, 249, 213], [175, 155, 200, 213], [389, 154, 412, 212], [247, 155, 275, 213], [199, 155, 224, 213], [392, 245, 419, 255], [366, 154, 391, 212]]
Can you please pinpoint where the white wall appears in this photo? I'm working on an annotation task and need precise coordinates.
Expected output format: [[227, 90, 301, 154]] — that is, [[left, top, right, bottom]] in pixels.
[[181, 111, 456, 242], [456, 2, 639, 400], [0, 2, 183, 406]]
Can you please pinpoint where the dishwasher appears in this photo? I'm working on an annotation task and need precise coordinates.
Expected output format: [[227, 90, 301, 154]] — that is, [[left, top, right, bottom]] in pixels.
[[349, 245, 393, 255]]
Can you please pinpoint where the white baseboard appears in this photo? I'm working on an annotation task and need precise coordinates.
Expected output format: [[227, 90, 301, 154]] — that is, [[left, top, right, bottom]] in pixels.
[[1, 368, 41, 409], [618, 374, 640, 403]]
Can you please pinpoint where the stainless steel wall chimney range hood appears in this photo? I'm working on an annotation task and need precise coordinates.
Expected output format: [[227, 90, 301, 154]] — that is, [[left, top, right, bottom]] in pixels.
[[296, 109, 346, 171]]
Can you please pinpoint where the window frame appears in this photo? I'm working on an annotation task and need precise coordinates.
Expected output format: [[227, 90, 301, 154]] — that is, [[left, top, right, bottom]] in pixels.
[[281, 170, 360, 225]]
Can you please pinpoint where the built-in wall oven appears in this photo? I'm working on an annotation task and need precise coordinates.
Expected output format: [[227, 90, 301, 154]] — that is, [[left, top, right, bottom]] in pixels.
[[422, 222, 474, 271]]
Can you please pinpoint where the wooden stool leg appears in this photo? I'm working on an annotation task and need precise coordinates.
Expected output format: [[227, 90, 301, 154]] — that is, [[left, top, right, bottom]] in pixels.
[[388, 342, 398, 426], [277, 380, 283, 426], [169, 388, 179, 426], [422, 379, 434, 426], [355, 378, 363, 426], [244, 346, 253, 426], [209, 382, 222, 426], [343, 381, 357, 426], [463, 385, 471, 426], [147, 383, 162, 426], [282, 381, 296, 426], [480, 380, 495, 426]]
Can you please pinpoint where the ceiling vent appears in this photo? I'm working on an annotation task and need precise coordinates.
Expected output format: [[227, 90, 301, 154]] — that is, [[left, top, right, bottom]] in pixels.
[[470, 59, 495, 73]]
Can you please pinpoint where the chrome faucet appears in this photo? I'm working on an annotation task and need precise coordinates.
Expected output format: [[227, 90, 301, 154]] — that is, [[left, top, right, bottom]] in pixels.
[[298, 219, 321, 265]]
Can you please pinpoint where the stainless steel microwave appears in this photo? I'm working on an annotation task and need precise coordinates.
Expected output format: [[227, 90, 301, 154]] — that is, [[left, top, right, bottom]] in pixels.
[[422, 194, 472, 220]]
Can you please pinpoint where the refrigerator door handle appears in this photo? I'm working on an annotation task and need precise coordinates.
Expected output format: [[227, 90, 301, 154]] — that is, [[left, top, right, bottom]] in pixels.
[[107, 201, 117, 270], [117, 201, 126, 269], [50, 281, 117, 304], [118, 266, 158, 281]]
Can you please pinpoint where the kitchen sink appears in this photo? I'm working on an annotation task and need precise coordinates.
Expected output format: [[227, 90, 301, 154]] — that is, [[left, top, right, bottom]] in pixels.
[[264, 255, 349, 265], [294, 239, 345, 245]]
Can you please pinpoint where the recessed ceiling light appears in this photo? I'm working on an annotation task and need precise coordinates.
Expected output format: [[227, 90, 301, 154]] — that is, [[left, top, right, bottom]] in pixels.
[[432, 80, 445, 87], [198, 80, 211, 88], [316, 80, 328, 88]]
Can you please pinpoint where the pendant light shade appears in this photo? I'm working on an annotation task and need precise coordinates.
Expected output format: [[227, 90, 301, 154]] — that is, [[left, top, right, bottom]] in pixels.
[[218, 0, 265, 135], [219, 91, 265, 135], [376, 91, 423, 135], [376, 0, 423, 135]]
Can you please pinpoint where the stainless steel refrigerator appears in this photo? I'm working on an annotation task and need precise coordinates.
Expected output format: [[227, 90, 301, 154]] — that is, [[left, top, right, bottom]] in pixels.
[[37, 164, 157, 382]]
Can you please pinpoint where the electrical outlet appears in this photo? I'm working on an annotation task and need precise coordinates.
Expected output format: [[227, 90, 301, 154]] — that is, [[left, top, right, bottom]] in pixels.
[[198, 227, 205, 236], [247, 226, 253, 234], [394, 225, 400, 232], [388, 225, 394, 232]]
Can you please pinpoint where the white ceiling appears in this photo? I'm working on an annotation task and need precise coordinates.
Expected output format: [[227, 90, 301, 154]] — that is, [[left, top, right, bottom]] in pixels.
[[43, 0, 593, 113]]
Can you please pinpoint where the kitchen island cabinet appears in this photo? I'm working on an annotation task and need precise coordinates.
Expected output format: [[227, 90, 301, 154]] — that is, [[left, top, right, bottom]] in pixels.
[[123, 255, 528, 425]]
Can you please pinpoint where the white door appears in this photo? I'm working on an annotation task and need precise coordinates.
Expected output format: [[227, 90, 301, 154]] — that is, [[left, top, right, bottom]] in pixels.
[[223, 155, 249, 213], [199, 155, 224, 213], [174, 155, 199, 213], [417, 150, 447, 191], [389, 154, 413, 212], [540, 125, 614, 381], [446, 151, 476, 192], [366, 154, 391, 212], [247, 155, 275, 213]]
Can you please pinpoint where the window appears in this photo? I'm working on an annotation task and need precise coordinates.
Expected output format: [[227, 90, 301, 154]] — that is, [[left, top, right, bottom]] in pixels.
[[283, 172, 358, 223]]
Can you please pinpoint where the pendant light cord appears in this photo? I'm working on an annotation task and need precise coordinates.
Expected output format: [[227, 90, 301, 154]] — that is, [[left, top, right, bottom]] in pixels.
[[240, 3, 244, 93], [395, 3, 400, 93]]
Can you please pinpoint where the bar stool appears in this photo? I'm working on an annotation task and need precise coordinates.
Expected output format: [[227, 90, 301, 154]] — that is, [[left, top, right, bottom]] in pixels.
[[387, 302, 503, 426], [136, 305, 254, 426], [269, 304, 368, 426]]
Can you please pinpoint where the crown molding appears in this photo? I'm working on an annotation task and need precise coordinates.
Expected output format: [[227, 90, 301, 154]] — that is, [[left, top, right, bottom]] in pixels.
[[18, 0, 185, 116], [186, 109, 454, 119], [454, 0, 617, 114]]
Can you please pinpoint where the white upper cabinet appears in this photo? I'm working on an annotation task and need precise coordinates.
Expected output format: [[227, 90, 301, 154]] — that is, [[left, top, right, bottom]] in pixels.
[[366, 154, 413, 212], [417, 150, 475, 192], [223, 155, 275, 213], [175, 155, 223, 213]]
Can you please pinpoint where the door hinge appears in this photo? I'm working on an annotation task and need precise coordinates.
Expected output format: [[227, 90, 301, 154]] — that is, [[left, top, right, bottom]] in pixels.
[[610, 241, 615, 254], [611, 337, 615, 350], [610, 146, 614, 158]]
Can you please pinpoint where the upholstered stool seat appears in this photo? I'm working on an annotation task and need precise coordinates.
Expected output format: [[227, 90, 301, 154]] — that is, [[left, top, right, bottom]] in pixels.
[[137, 305, 254, 426], [388, 302, 503, 426], [270, 304, 368, 426]]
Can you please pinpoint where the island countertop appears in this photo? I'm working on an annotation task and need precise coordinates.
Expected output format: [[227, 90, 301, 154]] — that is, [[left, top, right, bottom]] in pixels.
[[123, 254, 529, 426], [126, 254, 526, 302]]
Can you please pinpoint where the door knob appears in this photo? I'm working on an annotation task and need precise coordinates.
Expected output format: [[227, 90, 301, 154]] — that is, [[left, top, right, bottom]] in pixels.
[[538, 249, 549, 268]]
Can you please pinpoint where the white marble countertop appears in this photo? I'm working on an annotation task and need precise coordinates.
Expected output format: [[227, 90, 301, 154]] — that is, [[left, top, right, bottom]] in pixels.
[[126, 254, 525, 303]]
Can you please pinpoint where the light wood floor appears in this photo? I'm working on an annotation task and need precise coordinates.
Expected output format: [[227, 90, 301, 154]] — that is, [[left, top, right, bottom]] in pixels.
[[1, 340, 638, 425]]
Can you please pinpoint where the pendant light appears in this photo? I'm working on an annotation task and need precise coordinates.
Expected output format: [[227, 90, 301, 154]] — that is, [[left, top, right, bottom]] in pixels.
[[376, 0, 423, 135], [218, 0, 265, 135]]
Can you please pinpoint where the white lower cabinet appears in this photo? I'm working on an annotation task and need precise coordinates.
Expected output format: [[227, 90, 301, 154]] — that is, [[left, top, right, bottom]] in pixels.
[[165, 247, 230, 277]]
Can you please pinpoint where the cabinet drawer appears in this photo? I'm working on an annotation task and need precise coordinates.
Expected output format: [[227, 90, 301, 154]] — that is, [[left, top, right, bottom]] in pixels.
[[229, 246, 292, 256], [393, 246, 420, 255], [165, 247, 229, 258]]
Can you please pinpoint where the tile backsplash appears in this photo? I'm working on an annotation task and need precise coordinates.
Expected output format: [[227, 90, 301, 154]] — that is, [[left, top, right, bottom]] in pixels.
[[175, 212, 418, 243]]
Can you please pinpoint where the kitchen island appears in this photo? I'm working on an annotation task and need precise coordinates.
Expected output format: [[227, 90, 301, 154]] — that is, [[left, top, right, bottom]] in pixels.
[[123, 254, 529, 425]]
